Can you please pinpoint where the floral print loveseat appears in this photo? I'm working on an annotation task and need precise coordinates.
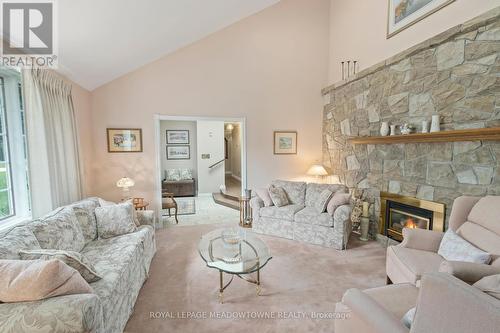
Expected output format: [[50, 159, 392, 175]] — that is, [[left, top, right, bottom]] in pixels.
[[251, 180, 352, 250], [0, 197, 156, 333]]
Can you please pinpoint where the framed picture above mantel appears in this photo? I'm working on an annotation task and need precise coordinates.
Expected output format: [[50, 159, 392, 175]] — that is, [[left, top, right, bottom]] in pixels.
[[387, 0, 455, 38], [107, 128, 143, 153]]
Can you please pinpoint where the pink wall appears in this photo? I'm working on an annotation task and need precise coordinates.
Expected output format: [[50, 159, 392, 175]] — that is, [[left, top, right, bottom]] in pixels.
[[328, 0, 500, 83], [88, 0, 331, 205]]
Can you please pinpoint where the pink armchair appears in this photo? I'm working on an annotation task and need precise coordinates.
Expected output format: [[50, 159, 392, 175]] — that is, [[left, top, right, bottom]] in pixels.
[[335, 272, 500, 333], [386, 196, 500, 285]]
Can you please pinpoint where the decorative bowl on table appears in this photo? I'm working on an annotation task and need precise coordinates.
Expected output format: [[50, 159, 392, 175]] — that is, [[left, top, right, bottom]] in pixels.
[[221, 228, 242, 246]]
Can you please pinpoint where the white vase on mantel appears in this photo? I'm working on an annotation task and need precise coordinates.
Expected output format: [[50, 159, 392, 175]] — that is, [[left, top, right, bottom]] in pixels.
[[430, 115, 440, 133], [380, 122, 389, 136]]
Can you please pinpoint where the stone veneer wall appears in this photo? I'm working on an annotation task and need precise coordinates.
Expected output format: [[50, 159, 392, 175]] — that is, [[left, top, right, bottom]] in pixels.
[[321, 7, 500, 239]]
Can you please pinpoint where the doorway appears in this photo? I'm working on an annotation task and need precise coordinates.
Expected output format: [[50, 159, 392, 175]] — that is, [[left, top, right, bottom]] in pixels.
[[154, 115, 246, 224]]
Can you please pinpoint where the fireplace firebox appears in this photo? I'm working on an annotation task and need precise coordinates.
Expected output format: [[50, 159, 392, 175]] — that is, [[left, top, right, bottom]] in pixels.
[[379, 192, 445, 242]]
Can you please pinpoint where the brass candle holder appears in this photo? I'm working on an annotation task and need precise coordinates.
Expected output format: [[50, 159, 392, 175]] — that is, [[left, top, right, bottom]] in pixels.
[[239, 189, 253, 228]]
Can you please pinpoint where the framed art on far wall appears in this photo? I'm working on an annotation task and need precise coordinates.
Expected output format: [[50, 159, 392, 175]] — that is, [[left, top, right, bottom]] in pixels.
[[387, 0, 455, 38], [274, 131, 297, 155], [166, 130, 190, 144], [167, 145, 190, 160], [107, 128, 143, 153]]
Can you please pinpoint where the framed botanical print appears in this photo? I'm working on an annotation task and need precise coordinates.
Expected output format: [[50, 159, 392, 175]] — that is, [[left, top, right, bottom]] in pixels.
[[166, 130, 190, 144], [167, 145, 190, 160], [387, 0, 455, 38], [274, 131, 297, 155], [107, 128, 143, 153]]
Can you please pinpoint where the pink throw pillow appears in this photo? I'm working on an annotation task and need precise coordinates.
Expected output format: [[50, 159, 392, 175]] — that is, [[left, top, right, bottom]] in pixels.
[[0, 259, 93, 303], [327, 193, 351, 216], [255, 188, 274, 207]]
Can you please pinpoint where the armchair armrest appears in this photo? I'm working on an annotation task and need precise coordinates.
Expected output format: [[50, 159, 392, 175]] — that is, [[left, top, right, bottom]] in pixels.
[[399, 228, 444, 252], [136, 210, 155, 227], [411, 273, 500, 333], [439, 261, 500, 284], [341, 289, 409, 333]]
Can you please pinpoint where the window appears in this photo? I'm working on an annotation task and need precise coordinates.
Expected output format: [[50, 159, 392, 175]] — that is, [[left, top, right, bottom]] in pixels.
[[0, 68, 30, 223]]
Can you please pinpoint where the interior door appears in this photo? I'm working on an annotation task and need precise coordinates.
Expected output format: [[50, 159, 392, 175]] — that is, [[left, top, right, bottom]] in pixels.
[[196, 120, 225, 194]]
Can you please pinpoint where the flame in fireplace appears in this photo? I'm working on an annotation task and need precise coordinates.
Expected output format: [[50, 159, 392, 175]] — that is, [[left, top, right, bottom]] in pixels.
[[405, 218, 417, 229]]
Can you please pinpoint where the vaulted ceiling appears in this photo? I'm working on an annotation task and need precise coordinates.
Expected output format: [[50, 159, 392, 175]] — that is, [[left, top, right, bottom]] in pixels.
[[58, 0, 280, 90]]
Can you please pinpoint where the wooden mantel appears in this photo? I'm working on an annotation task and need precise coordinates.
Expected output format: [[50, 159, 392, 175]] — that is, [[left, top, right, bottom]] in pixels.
[[348, 127, 500, 145]]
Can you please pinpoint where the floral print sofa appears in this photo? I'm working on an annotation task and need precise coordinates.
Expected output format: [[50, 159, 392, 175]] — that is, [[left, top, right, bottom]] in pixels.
[[0, 197, 156, 333], [251, 180, 352, 250]]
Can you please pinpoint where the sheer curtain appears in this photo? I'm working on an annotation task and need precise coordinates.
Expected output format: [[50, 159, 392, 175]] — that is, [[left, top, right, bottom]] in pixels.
[[22, 69, 83, 218]]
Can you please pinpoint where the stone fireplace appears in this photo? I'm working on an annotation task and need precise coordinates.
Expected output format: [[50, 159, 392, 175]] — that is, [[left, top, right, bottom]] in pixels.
[[321, 8, 500, 242], [380, 192, 445, 242]]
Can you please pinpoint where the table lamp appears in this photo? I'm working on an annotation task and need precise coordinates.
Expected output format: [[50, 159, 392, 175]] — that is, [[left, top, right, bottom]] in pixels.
[[116, 177, 135, 199], [307, 164, 328, 182]]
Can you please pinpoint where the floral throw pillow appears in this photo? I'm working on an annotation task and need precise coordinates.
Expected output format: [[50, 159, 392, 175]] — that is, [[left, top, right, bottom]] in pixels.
[[268, 185, 289, 207], [94, 202, 137, 239], [180, 169, 193, 180], [166, 169, 181, 181], [314, 189, 333, 213], [19, 249, 102, 283]]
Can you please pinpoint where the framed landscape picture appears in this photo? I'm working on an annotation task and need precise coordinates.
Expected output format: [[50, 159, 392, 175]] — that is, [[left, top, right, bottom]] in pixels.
[[166, 130, 189, 144], [107, 128, 142, 153], [167, 145, 190, 160], [274, 131, 297, 155], [387, 0, 455, 38]]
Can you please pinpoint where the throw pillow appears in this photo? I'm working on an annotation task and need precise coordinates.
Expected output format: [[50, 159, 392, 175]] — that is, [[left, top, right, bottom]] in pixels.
[[401, 307, 416, 329], [0, 226, 41, 260], [98, 198, 140, 226], [268, 185, 289, 207], [314, 189, 333, 213], [255, 188, 274, 207], [95, 202, 137, 239], [327, 193, 351, 216], [19, 249, 102, 283], [72, 206, 97, 244], [473, 274, 500, 300], [165, 169, 181, 181], [28, 207, 86, 253], [438, 229, 491, 264], [0, 259, 93, 303], [179, 169, 193, 180]]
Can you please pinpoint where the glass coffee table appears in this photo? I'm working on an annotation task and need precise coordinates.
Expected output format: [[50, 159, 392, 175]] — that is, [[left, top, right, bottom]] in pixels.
[[198, 228, 272, 303]]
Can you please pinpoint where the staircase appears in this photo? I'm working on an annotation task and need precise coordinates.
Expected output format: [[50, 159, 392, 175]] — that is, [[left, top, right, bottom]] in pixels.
[[212, 185, 239, 210]]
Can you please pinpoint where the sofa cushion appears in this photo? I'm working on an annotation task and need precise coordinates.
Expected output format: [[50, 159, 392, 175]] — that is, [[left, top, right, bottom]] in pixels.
[[305, 183, 347, 207], [467, 196, 500, 236], [19, 249, 102, 283], [28, 207, 86, 252], [268, 185, 289, 207], [95, 202, 137, 239], [0, 225, 41, 259], [271, 180, 306, 205], [473, 274, 500, 300], [386, 246, 444, 284], [259, 204, 304, 221], [71, 198, 99, 244], [255, 188, 273, 207], [438, 229, 491, 264], [457, 221, 500, 266], [294, 206, 334, 227]]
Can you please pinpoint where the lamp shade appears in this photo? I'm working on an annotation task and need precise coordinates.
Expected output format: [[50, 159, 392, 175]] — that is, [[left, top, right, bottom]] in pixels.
[[307, 165, 328, 176], [116, 177, 135, 188]]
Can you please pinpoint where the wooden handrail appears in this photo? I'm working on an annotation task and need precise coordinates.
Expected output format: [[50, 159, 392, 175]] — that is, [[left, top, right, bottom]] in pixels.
[[208, 158, 225, 169]]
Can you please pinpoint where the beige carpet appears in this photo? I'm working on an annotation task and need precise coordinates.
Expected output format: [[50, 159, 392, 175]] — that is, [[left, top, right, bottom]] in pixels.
[[125, 224, 386, 332]]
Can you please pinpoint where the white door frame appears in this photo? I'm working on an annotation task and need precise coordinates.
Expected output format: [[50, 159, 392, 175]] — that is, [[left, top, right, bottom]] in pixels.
[[153, 114, 247, 216]]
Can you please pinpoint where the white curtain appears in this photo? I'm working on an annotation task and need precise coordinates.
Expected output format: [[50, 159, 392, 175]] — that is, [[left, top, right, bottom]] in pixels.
[[22, 69, 83, 218]]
